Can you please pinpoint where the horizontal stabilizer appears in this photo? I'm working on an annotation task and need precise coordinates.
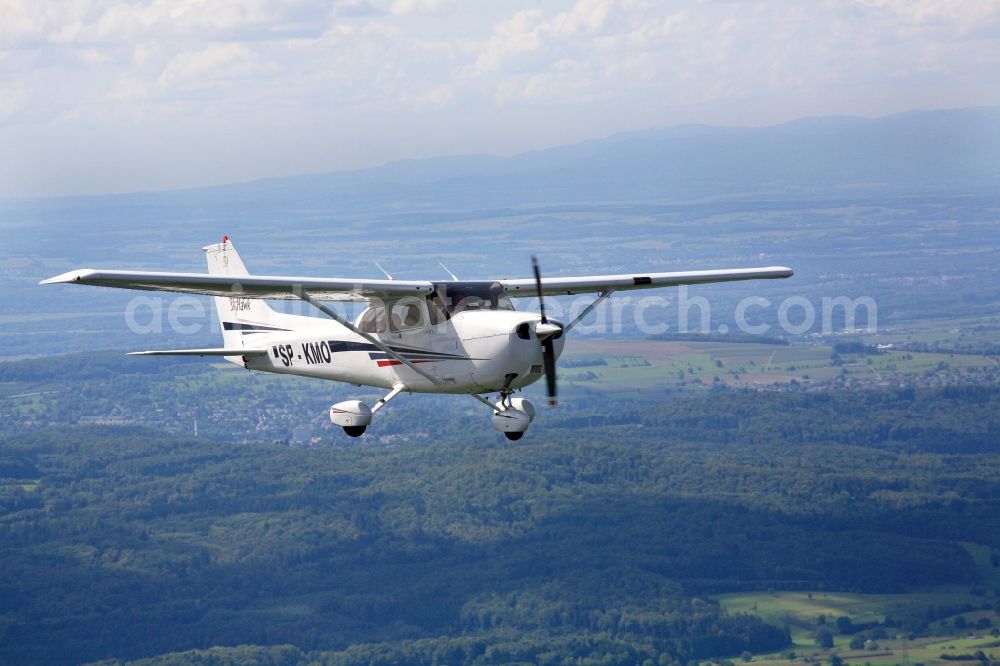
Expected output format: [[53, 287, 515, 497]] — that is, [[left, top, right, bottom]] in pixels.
[[127, 348, 268, 356]]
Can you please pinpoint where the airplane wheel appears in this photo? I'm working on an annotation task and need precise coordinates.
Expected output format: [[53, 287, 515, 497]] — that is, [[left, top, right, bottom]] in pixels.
[[343, 425, 367, 437], [504, 431, 524, 441]]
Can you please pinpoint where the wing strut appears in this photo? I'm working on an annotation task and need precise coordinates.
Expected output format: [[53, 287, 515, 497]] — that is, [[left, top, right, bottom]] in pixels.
[[563, 289, 616, 334], [471, 394, 497, 410], [297, 291, 445, 388]]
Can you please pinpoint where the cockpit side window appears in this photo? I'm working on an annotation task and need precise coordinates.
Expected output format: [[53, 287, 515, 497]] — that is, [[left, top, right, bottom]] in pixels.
[[358, 301, 428, 333], [357, 306, 387, 333], [390, 301, 424, 332]]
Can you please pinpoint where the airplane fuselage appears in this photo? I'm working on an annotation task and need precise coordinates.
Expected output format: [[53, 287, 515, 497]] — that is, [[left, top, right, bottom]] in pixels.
[[239, 309, 565, 394]]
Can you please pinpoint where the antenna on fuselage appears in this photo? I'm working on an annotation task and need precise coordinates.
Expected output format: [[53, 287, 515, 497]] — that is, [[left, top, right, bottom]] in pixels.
[[439, 263, 460, 281], [374, 262, 395, 280]]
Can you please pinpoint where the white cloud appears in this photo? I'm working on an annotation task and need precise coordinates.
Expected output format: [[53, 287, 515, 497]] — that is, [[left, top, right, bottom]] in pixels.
[[1, 0, 999, 196], [411, 84, 455, 108], [469, 9, 546, 78], [157, 43, 267, 91], [76, 48, 113, 65], [621, 10, 689, 46], [334, 0, 380, 18], [853, 0, 1000, 32], [0, 0, 61, 46], [45, 0, 334, 45], [390, 0, 454, 16], [548, 0, 616, 36], [0, 86, 27, 120]]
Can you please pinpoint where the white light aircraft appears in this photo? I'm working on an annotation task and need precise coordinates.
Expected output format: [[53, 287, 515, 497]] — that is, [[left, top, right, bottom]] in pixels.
[[41, 238, 792, 440]]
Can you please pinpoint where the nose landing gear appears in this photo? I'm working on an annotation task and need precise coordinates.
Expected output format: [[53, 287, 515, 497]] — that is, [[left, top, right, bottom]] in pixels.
[[484, 391, 537, 441]]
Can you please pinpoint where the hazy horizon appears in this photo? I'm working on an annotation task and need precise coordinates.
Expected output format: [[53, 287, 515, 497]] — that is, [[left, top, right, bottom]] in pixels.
[[2, 103, 996, 202]]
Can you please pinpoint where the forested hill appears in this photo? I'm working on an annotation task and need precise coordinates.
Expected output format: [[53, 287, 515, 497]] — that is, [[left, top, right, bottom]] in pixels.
[[3, 381, 1000, 664]]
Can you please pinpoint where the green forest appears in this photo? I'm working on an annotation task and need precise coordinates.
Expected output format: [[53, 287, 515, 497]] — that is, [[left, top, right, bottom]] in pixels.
[[2, 352, 1000, 664]]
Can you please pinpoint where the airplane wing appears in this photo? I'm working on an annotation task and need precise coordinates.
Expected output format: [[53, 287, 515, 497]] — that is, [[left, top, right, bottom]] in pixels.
[[40, 269, 435, 302], [500, 266, 793, 297], [41, 265, 792, 301]]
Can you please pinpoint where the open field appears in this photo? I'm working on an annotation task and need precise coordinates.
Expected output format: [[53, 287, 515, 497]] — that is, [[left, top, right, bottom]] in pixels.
[[739, 634, 1000, 666], [558, 338, 999, 398], [860, 313, 1000, 354], [715, 588, 1000, 666], [713, 542, 1000, 664], [716, 588, 980, 632]]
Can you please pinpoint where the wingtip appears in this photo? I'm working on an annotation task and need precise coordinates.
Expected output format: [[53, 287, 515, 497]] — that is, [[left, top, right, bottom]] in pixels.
[[766, 266, 794, 278], [39, 269, 90, 285]]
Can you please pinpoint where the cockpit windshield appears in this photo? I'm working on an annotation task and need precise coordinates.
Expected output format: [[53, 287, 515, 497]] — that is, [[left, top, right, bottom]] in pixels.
[[431, 281, 514, 318], [354, 283, 516, 332]]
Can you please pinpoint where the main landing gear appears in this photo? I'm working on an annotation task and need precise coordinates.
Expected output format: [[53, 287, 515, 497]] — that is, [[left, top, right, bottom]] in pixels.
[[330, 384, 536, 441], [329, 385, 405, 437]]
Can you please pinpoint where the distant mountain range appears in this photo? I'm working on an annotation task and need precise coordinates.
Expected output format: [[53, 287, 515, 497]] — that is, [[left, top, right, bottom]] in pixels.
[[4, 106, 997, 223], [130, 106, 999, 212]]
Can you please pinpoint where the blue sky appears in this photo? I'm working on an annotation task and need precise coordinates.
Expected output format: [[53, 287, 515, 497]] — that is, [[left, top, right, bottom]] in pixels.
[[2, 0, 998, 197]]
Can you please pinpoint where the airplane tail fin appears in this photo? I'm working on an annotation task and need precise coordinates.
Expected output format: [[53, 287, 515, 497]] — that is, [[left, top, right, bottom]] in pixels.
[[203, 237, 287, 357]]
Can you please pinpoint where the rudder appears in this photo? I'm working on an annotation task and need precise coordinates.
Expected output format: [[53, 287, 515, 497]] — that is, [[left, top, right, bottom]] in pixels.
[[203, 237, 284, 350]]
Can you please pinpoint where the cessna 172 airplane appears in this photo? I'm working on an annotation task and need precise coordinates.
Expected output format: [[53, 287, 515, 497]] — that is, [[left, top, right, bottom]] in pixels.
[[41, 238, 792, 440]]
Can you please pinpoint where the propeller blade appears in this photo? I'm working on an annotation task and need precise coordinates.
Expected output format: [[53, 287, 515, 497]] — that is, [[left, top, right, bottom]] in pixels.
[[542, 338, 557, 405], [532, 256, 557, 405], [531, 255, 547, 324]]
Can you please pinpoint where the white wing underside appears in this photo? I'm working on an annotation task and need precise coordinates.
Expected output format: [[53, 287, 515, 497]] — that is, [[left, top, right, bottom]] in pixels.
[[41, 266, 793, 301], [40, 269, 433, 302], [501, 266, 793, 296]]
